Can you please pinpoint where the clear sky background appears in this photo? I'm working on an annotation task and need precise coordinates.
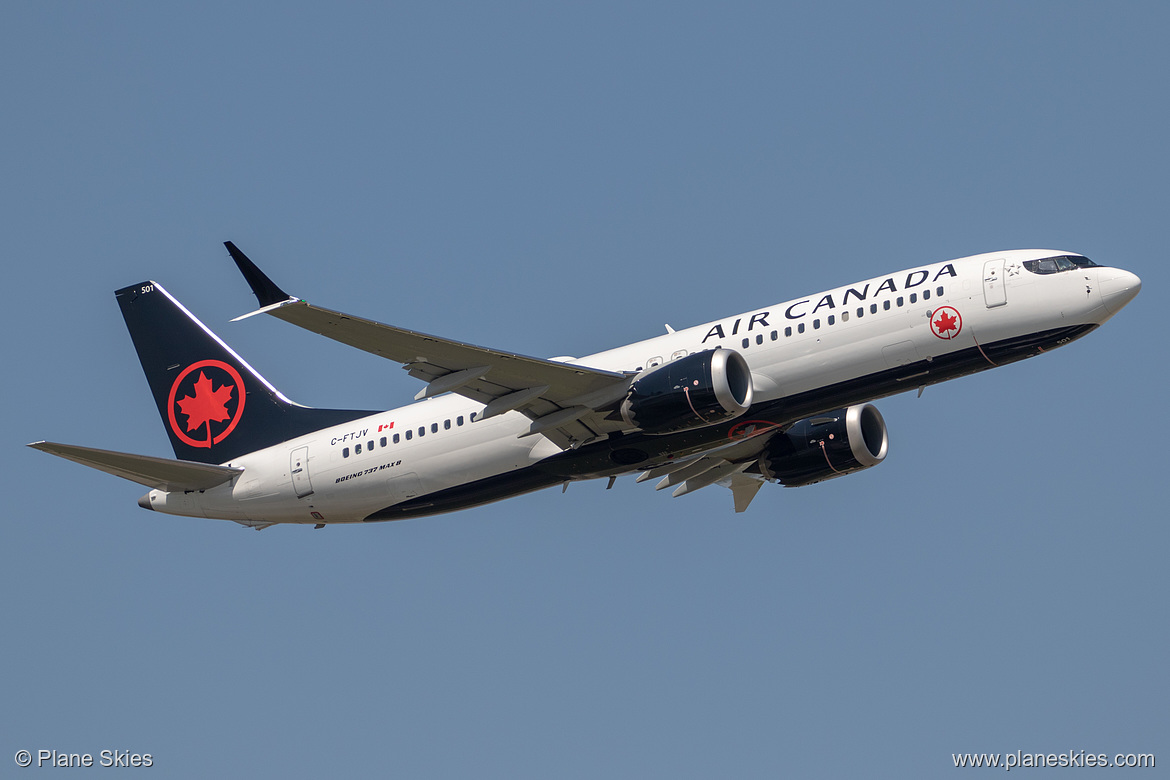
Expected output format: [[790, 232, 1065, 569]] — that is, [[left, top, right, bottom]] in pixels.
[[3, 3, 1166, 777]]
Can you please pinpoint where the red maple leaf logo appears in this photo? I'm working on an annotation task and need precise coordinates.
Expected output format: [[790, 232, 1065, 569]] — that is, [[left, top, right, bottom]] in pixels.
[[934, 311, 958, 333], [176, 371, 235, 443], [167, 360, 247, 449]]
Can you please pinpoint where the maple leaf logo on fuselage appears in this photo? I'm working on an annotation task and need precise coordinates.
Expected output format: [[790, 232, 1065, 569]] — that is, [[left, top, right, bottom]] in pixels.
[[930, 306, 963, 340], [934, 311, 958, 333]]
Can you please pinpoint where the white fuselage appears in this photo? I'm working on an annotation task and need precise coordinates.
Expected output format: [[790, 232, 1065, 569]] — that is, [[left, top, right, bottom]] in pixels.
[[142, 250, 1138, 524]]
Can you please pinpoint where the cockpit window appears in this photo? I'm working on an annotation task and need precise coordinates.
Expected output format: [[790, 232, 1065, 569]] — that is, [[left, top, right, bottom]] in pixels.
[[1023, 255, 1099, 275], [1033, 258, 1059, 274]]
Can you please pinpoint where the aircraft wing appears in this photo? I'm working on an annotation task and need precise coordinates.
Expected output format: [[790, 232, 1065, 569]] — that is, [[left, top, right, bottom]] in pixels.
[[226, 243, 632, 448]]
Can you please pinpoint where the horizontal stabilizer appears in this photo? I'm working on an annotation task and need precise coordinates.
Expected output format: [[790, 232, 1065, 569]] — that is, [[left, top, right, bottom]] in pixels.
[[28, 441, 242, 492]]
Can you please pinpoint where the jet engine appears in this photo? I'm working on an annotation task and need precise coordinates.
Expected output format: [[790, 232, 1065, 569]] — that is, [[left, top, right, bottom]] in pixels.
[[620, 348, 753, 435], [759, 404, 888, 486]]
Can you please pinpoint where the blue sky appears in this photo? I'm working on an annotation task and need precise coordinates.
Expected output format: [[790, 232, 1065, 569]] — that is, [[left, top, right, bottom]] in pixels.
[[3, 3, 1166, 777]]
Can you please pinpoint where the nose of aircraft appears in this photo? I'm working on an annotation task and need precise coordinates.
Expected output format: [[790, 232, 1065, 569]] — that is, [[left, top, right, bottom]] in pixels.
[[1099, 268, 1142, 314]]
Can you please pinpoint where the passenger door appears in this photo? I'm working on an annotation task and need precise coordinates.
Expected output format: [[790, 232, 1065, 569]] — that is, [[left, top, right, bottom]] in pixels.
[[290, 446, 313, 498], [983, 258, 1007, 308]]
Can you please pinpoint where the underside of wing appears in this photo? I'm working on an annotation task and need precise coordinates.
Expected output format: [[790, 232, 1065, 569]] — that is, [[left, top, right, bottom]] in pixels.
[[226, 242, 633, 448], [633, 432, 775, 511]]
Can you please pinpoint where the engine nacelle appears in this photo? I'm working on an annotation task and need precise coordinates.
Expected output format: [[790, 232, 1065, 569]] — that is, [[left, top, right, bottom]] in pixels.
[[759, 404, 889, 486], [620, 348, 754, 435]]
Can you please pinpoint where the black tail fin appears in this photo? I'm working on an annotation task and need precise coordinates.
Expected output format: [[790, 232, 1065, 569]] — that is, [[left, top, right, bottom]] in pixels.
[[116, 281, 373, 464]]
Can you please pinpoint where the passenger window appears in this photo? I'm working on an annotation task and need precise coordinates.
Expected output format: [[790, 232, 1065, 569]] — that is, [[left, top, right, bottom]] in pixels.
[[367, 440, 374, 451], [431, 423, 438, 434], [470, 412, 478, 422], [755, 334, 763, 345], [870, 303, 878, 314], [923, 289, 931, 300], [742, 338, 750, 348], [857, 307, 864, 318], [405, 430, 412, 441], [841, 311, 849, 322], [457, 416, 464, 426], [444, 419, 451, 430], [910, 293, 917, 304], [393, 433, 400, 444], [813, 319, 820, 330], [771, 330, 778, 341], [936, 286, 944, 296], [827, 315, 835, 325], [896, 297, 903, 307], [355, 443, 362, 454], [798, 322, 805, 334], [418, 427, 425, 437], [883, 300, 891, 311], [785, 326, 792, 337], [342, 447, 350, 458]]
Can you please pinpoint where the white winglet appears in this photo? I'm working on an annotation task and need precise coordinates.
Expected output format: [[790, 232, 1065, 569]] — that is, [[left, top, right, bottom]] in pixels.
[[231, 297, 301, 322]]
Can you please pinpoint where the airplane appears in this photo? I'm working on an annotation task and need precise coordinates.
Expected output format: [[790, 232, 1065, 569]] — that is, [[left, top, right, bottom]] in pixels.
[[29, 244, 1140, 529]]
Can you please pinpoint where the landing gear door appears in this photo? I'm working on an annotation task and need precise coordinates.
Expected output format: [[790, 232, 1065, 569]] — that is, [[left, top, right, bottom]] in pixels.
[[291, 446, 313, 498], [983, 258, 1007, 308]]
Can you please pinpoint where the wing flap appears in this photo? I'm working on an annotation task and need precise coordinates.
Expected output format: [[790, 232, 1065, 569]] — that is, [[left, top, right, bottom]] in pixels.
[[671, 460, 751, 497], [28, 441, 242, 492], [721, 473, 767, 512], [632, 432, 777, 509]]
